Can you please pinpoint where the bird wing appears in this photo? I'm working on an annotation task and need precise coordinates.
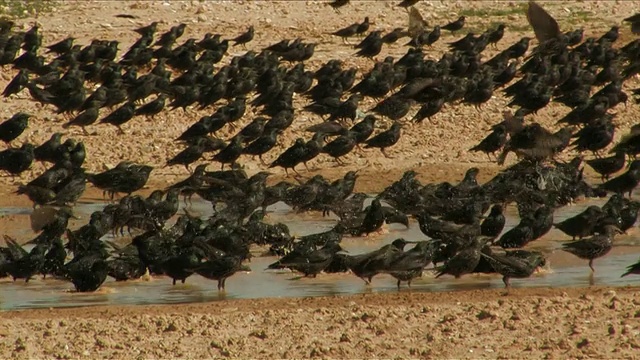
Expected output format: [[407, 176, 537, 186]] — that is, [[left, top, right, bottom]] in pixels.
[[408, 7, 427, 38], [527, 1, 561, 43]]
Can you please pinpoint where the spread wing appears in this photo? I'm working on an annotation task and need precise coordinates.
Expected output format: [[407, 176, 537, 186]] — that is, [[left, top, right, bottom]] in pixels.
[[527, 1, 560, 43], [408, 7, 428, 38]]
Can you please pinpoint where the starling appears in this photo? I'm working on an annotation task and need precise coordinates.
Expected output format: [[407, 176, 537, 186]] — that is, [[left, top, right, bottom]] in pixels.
[[331, 22, 360, 43], [586, 151, 626, 182], [327, 0, 350, 13], [212, 135, 244, 170], [397, 0, 419, 8], [46, 36, 75, 55], [0, 143, 35, 176], [322, 132, 357, 165], [481, 250, 546, 288], [470, 125, 507, 161], [553, 206, 604, 240], [481, 204, 506, 238], [599, 160, 640, 197], [166, 139, 206, 172], [621, 258, 640, 277], [364, 122, 402, 158], [269, 138, 307, 176], [624, 13, 640, 35], [134, 94, 168, 119], [526, 1, 561, 43], [232, 26, 255, 49], [441, 16, 465, 33], [0, 112, 30, 146], [242, 128, 279, 165], [100, 101, 136, 134], [354, 30, 383, 59], [562, 225, 621, 272], [195, 256, 251, 290]]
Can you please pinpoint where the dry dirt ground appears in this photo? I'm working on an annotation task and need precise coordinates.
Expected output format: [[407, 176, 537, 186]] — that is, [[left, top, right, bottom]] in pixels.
[[1, 287, 640, 359], [2, 1, 640, 358]]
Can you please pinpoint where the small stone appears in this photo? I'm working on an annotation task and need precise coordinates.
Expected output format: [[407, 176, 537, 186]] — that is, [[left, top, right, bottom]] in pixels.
[[577, 338, 589, 349], [164, 323, 178, 332], [340, 333, 350, 343]]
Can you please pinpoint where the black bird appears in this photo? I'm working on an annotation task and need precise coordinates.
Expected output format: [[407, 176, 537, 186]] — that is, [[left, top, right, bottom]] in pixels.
[[624, 13, 640, 34], [371, 95, 414, 121], [562, 225, 621, 272], [195, 256, 250, 290], [100, 102, 136, 134], [481, 205, 505, 238], [87, 162, 153, 197], [357, 198, 385, 236], [356, 17, 371, 36], [382, 28, 406, 44], [599, 160, 640, 197], [166, 140, 206, 172], [621, 258, 640, 277], [242, 128, 279, 165], [397, 0, 419, 8], [411, 97, 445, 123], [270, 138, 307, 176], [331, 22, 360, 43], [435, 237, 486, 279], [134, 21, 158, 37], [3, 69, 28, 97], [526, 1, 561, 43], [46, 36, 75, 54], [487, 24, 505, 47], [34, 133, 62, 164], [554, 206, 603, 240], [274, 243, 344, 277], [364, 122, 401, 158], [470, 125, 507, 161], [134, 94, 167, 119], [481, 250, 546, 288], [63, 104, 99, 134], [0, 112, 30, 146], [327, 0, 349, 12], [322, 132, 357, 165], [354, 30, 383, 59], [442, 16, 465, 33], [232, 26, 254, 49], [0, 143, 35, 176], [64, 255, 109, 292], [212, 135, 244, 170], [383, 240, 435, 288], [350, 114, 376, 147], [586, 152, 626, 182], [346, 238, 412, 284]]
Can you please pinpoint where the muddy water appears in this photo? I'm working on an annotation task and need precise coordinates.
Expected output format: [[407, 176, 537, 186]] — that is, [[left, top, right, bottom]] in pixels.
[[1, 197, 640, 311]]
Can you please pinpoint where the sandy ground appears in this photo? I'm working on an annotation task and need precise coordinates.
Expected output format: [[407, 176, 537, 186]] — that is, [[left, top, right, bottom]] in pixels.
[[2, 1, 640, 358], [1, 286, 639, 359]]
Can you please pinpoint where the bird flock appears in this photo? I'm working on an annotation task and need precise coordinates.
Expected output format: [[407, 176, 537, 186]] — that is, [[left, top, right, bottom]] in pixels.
[[2, 1, 640, 297]]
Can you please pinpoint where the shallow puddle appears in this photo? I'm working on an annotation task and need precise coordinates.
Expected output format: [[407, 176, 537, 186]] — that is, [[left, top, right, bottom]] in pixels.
[[1, 196, 639, 311]]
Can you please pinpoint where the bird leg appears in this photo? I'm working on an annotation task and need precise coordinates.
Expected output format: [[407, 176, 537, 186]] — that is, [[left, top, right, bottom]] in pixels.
[[116, 125, 125, 135], [396, 280, 401, 289], [588, 259, 595, 272], [258, 155, 267, 166], [292, 166, 302, 177], [503, 276, 511, 288], [381, 148, 394, 159], [303, 162, 310, 172]]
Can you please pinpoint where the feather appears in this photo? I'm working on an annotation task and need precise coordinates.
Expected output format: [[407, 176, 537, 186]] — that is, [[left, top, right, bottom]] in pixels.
[[408, 7, 428, 39], [526, 1, 560, 43]]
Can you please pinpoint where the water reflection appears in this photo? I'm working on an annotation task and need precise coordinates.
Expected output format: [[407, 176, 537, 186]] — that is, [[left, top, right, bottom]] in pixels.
[[0, 196, 639, 311]]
